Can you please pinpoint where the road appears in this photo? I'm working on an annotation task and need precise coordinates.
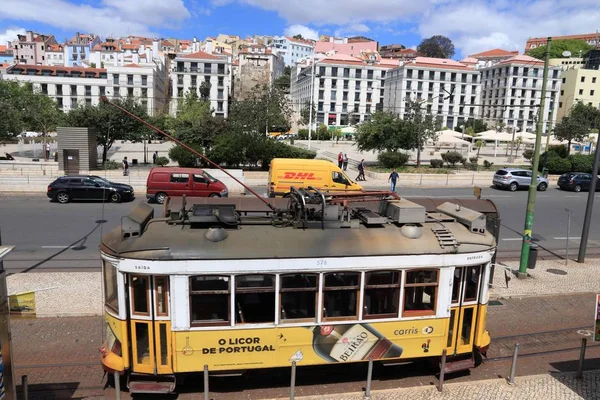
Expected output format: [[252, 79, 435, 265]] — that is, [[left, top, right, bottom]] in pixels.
[[1, 186, 600, 272]]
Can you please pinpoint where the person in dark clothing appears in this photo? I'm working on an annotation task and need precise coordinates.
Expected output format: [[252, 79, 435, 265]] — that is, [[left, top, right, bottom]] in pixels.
[[356, 159, 366, 181], [337, 152, 343, 169], [122, 156, 129, 176], [389, 170, 399, 192], [153, 151, 158, 164]]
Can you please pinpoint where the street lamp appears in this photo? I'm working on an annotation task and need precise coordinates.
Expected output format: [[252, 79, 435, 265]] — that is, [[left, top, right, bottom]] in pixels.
[[299, 57, 320, 150]]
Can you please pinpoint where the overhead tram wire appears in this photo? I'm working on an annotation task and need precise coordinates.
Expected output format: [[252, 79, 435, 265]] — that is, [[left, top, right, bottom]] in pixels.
[[98, 96, 278, 213]]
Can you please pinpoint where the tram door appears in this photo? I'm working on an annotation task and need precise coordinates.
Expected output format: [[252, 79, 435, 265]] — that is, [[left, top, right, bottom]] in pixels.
[[446, 266, 482, 355], [128, 275, 173, 374]]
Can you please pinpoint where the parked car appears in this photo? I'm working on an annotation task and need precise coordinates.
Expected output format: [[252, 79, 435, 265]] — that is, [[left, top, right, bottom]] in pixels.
[[146, 167, 229, 204], [47, 175, 134, 204], [492, 168, 548, 191], [558, 172, 600, 192]]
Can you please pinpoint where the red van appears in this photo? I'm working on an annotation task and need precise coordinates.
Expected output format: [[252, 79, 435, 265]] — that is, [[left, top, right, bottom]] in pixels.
[[146, 167, 229, 204]]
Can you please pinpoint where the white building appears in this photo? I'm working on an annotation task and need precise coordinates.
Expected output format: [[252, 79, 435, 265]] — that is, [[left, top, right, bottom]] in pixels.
[[480, 54, 561, 133], [1, 63, 167, 116], [291, 54, 397, 126], [170, 51, 232, 117], [383, 57, 482, 129], [271, 36, 314, 67], [45, 44, 65, 67]]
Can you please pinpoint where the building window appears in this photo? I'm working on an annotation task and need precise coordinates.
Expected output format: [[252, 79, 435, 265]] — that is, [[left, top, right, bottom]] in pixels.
[[70, 85, 77, 96], [579, 89, 584, 95], [85, 85, 91, 96], [218, 77, 224, 87], [235, 275, 275, 324], [56, 86, 63, 96], [217, 89, 224, 99], [593, 77, 597, 84], [330, 103, 336, 112], [204, 63, 212, 74], [99, 87, 105, 96], [191, 76, 197, 87], [561, 90, 564, 96], [113, 74, 119, 85], [127, 75, 133, 85], [217, 101, 223, 112], [141, 88, 148, 98], [581, 76, 585, 83], [141, 75, 147, 86], [355, 69, 362, 79], [190, 276, 230, 326], [591, 90, 595, 96], [128, 87, 134, 97]]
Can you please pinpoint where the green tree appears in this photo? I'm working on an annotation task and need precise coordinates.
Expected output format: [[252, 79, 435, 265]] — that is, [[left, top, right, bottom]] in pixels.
[[199, 81, 211, 101], [527, 39, 594, 60], [0, 81, 33, 140], [554, 112, 591, 156], [24, 89, 64, 139], [417, 35, 455, 59], [299, 100, 315, 126], [293, 34, 304, 40], [355, 111, 408, 152], [66, 97, 148, 162], [475, 140, 485, 157], [404, 101, 442, 167], [168, 143, 204, 167], [274, 66, 292, 92], [454, 119, 488, 134]]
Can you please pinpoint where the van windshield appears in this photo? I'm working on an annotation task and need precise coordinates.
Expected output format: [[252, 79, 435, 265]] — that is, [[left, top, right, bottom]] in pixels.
[[203, 171, 217, 182]]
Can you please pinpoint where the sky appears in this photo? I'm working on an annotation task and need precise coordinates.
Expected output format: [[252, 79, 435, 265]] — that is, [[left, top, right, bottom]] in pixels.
[[1, 0, 599, 59]]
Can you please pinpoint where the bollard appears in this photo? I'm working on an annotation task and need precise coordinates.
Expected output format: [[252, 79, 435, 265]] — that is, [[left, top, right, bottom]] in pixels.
[[290, 361, 297, 400], [113, 371, 121, 400], [364, 357, 373, 400], [204, 364, 209, 400], [437, 349, 447, 392], [472, 174, 475, 185], [507, 343, 519, 385], [446, 174, 449, 186], [419, 173, 423, 185], [22, 375, 29, 400], [577, 338, 587, 380]]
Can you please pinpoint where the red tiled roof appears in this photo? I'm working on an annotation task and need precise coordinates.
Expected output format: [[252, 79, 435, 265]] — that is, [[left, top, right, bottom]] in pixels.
[[468, 48, 519, 58], [181, 51, 223, 60], [285, 36, 314, 46], [47, 44, 63, 52], [0, 45, 8, 52], [7, 65, 106, 77], [497, 54, 545, 66], [122, 44, 139, 50], [319, 58, 394, 68]]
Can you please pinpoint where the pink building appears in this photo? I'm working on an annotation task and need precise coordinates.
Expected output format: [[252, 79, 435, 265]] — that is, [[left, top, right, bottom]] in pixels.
[[315, 39, 378, 58]]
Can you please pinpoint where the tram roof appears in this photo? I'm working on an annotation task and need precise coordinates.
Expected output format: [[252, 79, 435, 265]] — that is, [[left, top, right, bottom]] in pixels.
[[100, 196, 497, 261]]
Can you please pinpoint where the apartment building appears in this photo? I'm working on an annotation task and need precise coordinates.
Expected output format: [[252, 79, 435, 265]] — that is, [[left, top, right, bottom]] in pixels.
[[2, 63, 167, 116], [525, 33, 600, 51], [379, 45, 419, 61], [0, 45, 12, 64], [480, 54, 562, 133], [291, 54, 397, 127], [11, 31, 58, 65], [549, 57, 586, 70], [556, 68, 600, 120], [66, 32, 101, 67], [45, 44, 64, 66], [315, 37, 378, 58], [270, 36, 314, 66], [170, 51, 232, 117], [233, 45, 285, 100], [383, 57, 481, 129]]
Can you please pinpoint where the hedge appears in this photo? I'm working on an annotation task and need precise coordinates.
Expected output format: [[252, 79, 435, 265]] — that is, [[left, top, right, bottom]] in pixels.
[[377, 151, 409, 168]]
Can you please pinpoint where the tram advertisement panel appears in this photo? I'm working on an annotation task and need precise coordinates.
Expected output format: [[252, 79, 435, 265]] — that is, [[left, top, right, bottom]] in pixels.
[[174, 319, 446, 372]]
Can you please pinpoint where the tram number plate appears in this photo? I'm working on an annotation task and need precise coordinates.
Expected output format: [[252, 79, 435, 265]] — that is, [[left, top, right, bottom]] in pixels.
[[316, 260, 327, 266]]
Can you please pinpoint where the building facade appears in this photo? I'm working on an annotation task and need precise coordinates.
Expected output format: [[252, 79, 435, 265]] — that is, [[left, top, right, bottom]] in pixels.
[[11, 31, 58, 65], [549, 57, 586, 70], [379, 45, 419, 61], [270, 36, 314, 66], [525, 33, 600, 51], [233, 45, 285, 100], [291, 54, 396, 127], [465, 48, 519, 68], [315, 38, 378, 58], [66, 32, 101, 67], [0, 45, 13, 64], [556, 68, 600, 120], [106, 64, 168, 115], [383, 57, 482, 129], [480, 55, 561, 133], [170, 51, 232, 117], [45, 44, 64, 66]]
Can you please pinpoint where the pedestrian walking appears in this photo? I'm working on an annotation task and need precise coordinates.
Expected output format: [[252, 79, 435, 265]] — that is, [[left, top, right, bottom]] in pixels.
[[122, 156, 129, 176], [337, 152, 343, 169], [45, 143, 51, 160], [356, 159, 366, 181], [389, 169, 399, 192], [342, 153, 348, 171], [153, 151, 158, 164]]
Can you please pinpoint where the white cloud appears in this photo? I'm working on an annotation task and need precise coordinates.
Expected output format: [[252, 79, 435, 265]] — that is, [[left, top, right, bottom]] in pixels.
[[0, 0, 190, 38], [334, 23, 371, 38], [284, 24, 319, 40], [0, 27, 25, 47]]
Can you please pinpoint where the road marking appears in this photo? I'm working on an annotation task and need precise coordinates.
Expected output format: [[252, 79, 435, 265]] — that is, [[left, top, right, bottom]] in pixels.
[[553, 237, 581, 240], [484, 195, 513, 198], [502, 238, 522, 241], [41, 245, 71, 249], [565, 195, 581, 198], [537, 195, 549, 198]]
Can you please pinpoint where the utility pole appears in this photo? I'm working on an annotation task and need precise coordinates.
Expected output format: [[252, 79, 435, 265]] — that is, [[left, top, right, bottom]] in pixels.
[[542, 107, 554, 175], [518, 37, 552, 278], [577, 118, 600, 263]]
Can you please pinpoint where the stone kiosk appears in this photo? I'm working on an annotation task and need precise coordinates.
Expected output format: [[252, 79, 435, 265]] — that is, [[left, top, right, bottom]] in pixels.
[[56, 127, 98, 175]]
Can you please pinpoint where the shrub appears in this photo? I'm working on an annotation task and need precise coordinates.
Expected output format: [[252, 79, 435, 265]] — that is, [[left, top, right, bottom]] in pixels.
[[430, 159, 444, 168], [102, 160, 120, 170], [546, 156, 572, 174], [483, 160, 494, 169], [297, 129, 309, 140], [548, 144, 568, 158], [523, 149, 534, 160], [568, 154, 594, 173], [155, 156, 169, 166], [377, 151, 409, 168], [469, 157, 479, 164], [441, 151, 465, 166], [168, 143, 204, 167]]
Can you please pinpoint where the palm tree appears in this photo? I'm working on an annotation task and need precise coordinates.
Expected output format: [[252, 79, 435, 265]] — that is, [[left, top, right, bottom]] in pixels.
[[475, 140, 485, 157]]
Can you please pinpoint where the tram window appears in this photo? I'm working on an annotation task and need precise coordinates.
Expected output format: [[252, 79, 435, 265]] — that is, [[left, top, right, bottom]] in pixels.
[[134, 322, 150, 364], [451, 268, 463, 304], [461, 308, 474, 345], [280, 274, 318, 322], [155, 277, 169, 316], [403, 270, 438, 316], [103, 261, 119, 313], [131, 276, 149, 315], [363, 271, 400, 318], [235, 275, 275, 323], [464, 266, 482, 302], [190, 276, 230, 326], [322, 272, 360, 320]]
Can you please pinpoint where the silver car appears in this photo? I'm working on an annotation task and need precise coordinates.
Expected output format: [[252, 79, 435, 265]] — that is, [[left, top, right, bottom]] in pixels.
[[493, 168, 548, 191]]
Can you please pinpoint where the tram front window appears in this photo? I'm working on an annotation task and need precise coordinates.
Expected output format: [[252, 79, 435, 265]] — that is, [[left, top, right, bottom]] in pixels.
[[103, 261, 119, 313]]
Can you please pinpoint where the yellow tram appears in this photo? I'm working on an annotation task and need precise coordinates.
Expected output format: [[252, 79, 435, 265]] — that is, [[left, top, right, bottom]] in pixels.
[[99, 190, 498, 394]]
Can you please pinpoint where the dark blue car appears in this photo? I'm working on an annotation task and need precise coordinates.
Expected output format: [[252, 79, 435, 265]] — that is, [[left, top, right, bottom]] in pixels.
[[557, 172, 600, 192]]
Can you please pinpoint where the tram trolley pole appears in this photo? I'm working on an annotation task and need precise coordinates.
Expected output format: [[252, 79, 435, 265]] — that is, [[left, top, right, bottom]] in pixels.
[[113, 371, 121, 400], [204, 364, 210, 400], [438, 349, 447, 392], [290, 361, 297, 400], [364, 356, 374, 400], [507, 343, 519, 385], [577, 338, 587, 380]]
